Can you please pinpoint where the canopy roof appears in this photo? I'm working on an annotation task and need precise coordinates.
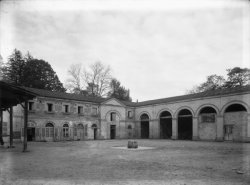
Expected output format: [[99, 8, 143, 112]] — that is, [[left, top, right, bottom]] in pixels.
[[0, 81, 37, 110]]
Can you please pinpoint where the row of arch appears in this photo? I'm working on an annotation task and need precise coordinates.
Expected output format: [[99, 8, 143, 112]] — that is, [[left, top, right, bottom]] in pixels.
[[139, 102, 248, 120], [140, 103, 248, 140]]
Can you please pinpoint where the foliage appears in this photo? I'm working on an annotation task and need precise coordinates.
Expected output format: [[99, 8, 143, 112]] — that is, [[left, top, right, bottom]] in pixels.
[[22, 59, 66, 92], [224, 67, 250, 88], [187, 67, 250, 94], [1, 49, 65, 92], [108, 78, 132, 101]]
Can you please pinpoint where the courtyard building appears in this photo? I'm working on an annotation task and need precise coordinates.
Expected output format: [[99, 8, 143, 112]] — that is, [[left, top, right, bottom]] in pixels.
[[2, 85, 250, 142]]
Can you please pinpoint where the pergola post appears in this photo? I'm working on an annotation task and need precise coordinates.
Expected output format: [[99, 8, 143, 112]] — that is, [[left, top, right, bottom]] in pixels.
[[9, 107, 13, 148], [0, 108, 4, 145], [23, 99, 28, 152]]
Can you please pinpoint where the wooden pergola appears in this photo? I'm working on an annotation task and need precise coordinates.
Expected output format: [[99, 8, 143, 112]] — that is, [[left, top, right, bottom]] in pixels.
[[0, 81, 37, 152]]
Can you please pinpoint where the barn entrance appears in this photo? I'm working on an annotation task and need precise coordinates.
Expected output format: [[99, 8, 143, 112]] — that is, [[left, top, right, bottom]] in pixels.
[[140, 114, 149, 139], [178, 109, 193, 140], [224, 103, 247, 141], [110, 125, 116, 139], [160, 111, 172, 139], [27, 127, 35, 141]]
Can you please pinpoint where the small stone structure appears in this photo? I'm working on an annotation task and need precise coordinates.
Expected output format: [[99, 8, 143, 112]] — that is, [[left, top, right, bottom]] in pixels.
[[127, 140, 138, 148]]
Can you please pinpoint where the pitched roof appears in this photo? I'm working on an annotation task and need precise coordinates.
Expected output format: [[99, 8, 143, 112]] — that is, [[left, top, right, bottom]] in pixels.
[[22, 87, 105, 103], [19, 85, 250, 107], [135, 85, 250, 107]]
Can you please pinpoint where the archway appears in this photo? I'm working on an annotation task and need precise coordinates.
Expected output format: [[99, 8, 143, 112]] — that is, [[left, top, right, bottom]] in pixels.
[[63, 123, 69, 138], [178, 109, 193, 140], [159, 111, 172, 139], [92, 124, 98, 140], [45, 122, 54, 141], [198, 106, 217, 140], [140, 113, 149, 139], [77, 123, 84, 140], [224, 103, 247, 141]]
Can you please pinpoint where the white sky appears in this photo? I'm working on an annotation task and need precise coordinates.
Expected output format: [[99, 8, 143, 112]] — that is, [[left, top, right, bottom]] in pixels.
[[0, 0, 250, 101]]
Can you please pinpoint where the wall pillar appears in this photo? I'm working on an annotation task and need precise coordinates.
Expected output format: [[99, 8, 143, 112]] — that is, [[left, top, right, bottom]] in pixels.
[[247, 114, 250, 139], [192, 117, 199, 140], [9, 107, 13, 147], [216, 115, 224, 141], [171, 118, 177, 140]]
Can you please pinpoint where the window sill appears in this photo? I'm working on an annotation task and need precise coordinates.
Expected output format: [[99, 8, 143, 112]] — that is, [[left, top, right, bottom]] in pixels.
[[28, 110, 36, 113]]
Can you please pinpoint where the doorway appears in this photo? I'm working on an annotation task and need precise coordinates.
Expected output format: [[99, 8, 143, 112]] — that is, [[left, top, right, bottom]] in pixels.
[[178, 109, 193, 140], [224, 125, 233, 141], [110, 125, 116, 139], [27, 127, 35, 141], [160, 111, 172, 139], [140, 114, 150, 139]]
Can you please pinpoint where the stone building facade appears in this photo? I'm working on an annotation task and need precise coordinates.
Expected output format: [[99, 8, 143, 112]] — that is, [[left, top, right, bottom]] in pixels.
[[2, 86, 250, 142]]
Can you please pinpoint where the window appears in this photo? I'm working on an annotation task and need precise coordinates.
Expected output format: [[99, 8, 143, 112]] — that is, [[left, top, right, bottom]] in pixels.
[[92, 107, 98, 115], [28, 102, 34, 111], [78, 106, 83, 114], [45, 123, 54, 137], [63, 124, 69, 137], [64, 105, 69, 113], [201, 114, 215, 123], [128, 111, 132, 118], [47, 103, 53, 112], [110, 112, 116, 121]]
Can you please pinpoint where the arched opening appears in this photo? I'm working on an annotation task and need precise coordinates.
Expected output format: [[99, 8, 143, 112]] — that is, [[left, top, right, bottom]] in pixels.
[[160, 111, 172, 139], [199, 107, 217, 123], [178, 109, 193, 140], [198, 107, 217, 140], [92, 124, 97, 140], [224, 103, 248, 141], [63, 123, 69, 138], [140, 113, 149, 139], [45, 122, 54, 141], [77, 123, 84, 140], [225, 104, 247, 112]]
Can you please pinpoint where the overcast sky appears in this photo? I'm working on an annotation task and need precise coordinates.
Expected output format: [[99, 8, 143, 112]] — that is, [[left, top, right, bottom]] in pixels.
[[0, 0, 249, 101]]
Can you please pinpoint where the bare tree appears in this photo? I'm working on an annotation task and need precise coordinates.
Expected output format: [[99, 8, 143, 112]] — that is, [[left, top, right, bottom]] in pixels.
[[66, 62, 112, 97], [65, 63, 83, 93]]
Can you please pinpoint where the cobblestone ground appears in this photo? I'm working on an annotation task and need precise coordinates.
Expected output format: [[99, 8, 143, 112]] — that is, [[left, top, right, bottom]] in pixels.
[[0, 140, 250, 185]]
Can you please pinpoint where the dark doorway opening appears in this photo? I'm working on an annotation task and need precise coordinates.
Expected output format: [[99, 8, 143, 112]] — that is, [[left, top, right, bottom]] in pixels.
[[27, 127, 35, 141], [94, 128, 97, 140], [140, 114, 149, 139], [160, 111, 172, 139], [110, 125, 116, 139], [178, 109, 193, 140], [141, 122, 149, 139]]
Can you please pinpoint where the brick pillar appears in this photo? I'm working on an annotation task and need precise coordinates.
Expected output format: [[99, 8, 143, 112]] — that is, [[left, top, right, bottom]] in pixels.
[[171, 118, 177, 140], [216, 115, 224, 141], [192, 117, 199, 140]]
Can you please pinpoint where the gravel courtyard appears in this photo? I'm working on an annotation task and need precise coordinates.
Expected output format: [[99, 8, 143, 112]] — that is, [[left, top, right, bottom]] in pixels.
[[0, 140, 250, 185]]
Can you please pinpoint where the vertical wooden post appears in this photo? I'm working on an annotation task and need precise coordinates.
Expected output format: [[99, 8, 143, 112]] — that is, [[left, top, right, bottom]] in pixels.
[[23, 99, 28, 152], [9, 107, 13, 147], [0, 108, 4, 145]]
